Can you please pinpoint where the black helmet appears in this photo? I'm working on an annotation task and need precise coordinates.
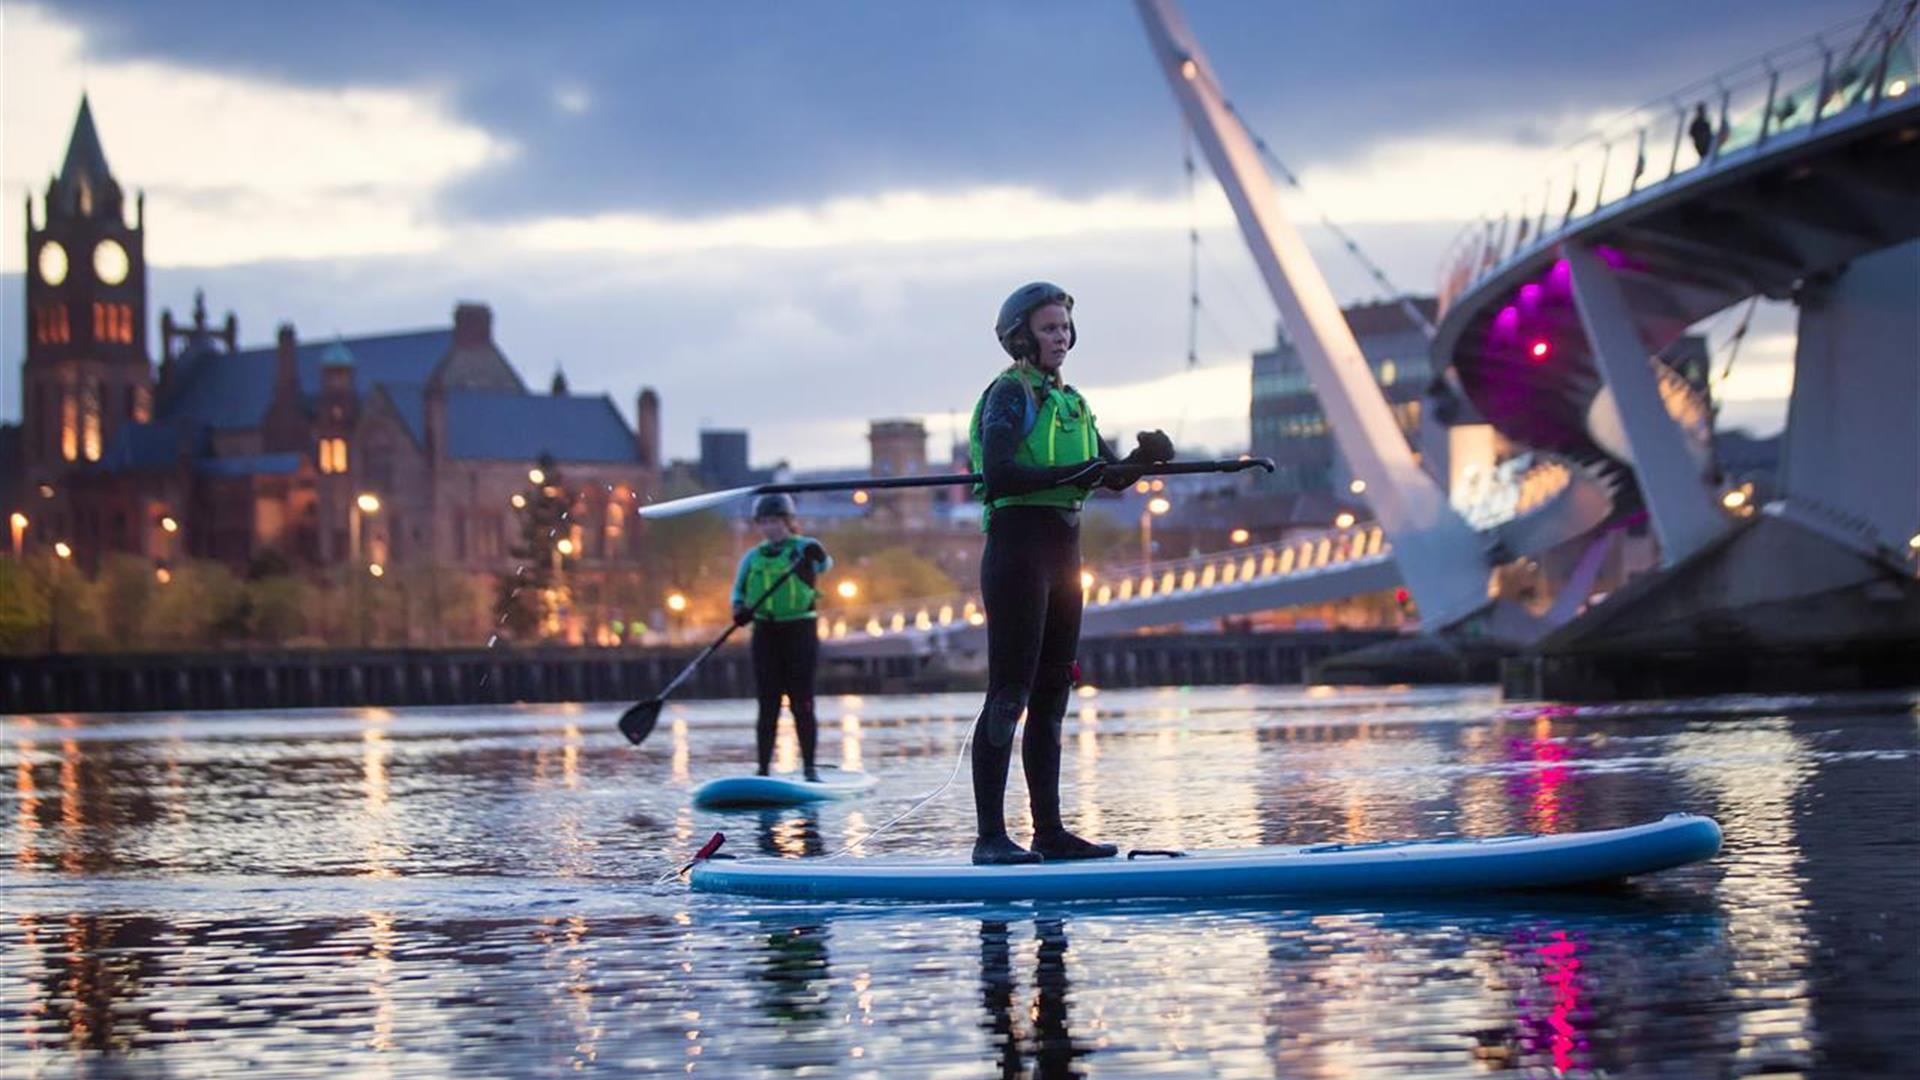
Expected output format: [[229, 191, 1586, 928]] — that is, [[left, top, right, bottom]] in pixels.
[[995, 282, 1075, 361], [752, 493, 796, 520]]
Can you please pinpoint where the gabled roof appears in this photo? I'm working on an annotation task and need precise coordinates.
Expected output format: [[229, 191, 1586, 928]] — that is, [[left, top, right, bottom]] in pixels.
[[94, 417, 194, 471], [195, 453, 304, 477], [159, 328, 452, 430], [445, 390, 635, 463]]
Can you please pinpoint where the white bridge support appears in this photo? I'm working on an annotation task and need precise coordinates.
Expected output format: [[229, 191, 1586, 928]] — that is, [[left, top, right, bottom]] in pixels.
[[1135, 0, 1491, 626], [1563, 242, 1729, 566], [1780, 239, 1920, 556]]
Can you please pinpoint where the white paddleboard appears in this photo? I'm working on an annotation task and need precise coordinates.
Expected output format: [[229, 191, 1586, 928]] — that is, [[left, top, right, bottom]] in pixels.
[[690, 814, 1722, 902], [692, 767, 879, 809]]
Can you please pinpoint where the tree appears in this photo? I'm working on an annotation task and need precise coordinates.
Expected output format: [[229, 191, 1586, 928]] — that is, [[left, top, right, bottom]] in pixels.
[[496, 452, 576, 643]]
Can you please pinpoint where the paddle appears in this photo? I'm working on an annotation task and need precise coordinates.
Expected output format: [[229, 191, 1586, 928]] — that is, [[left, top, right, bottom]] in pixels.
[[617, 557, 808, 746], [636, 457, 1276, 519]]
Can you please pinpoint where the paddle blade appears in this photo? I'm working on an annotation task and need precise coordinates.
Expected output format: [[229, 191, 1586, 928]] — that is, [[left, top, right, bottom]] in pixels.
[[618, 698, 665, 745], [636, 484, 761, 520]]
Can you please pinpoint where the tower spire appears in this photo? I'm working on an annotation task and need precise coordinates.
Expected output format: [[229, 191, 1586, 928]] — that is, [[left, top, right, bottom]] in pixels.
[[51, 94, 122, 221]]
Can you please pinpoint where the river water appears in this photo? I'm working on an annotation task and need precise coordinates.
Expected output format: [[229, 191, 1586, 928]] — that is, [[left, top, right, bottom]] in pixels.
[[3, 685, 1916, 1078]]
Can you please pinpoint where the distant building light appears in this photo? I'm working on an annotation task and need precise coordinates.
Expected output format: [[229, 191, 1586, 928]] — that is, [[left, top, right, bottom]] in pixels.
[[368, 563, 384, 577], [39, 484, 55, 498], [511, 494, 527, 509], [529, 468, 546, 485], [1334, 511, 1357, 529], [1890, 79, 1910, 98], [1080, 571, 1095, 590], [836, 580, 859, 600], [1147, 497, 1172, 516], [1721, 489, 1748, 510], [666, 592, 688, 612], [1529, 340, 1551, 360], [1133, 480, 1151, 494], [1230, 527, 1251, 545], [556, 538, 576, 556], [852, 490, 870, 506], [356, 493, 382, 514], [9, 512, 25, 530], [1179, 57, 1198, 81], [1909, 532, 1920, 551], [54, 541, 73, 559], [160, 516, 179, 533], [1150, 479, 1166, 492], [156, 567, 172, 584], [1348, 479, 1367, 495]]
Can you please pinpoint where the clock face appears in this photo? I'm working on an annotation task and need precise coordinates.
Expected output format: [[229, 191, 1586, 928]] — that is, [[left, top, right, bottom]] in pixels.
[[94, 239, 129, 285], [38, 241, 68, 286]]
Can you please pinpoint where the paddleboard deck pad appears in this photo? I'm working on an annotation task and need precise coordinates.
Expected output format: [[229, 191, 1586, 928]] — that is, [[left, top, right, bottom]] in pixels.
[[689, 814, 1721, 901], [692, 768, 878, 809]]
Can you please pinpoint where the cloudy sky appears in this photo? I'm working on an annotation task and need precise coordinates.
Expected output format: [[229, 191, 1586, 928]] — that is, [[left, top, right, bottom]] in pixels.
[[2, 0, 1856, 466]]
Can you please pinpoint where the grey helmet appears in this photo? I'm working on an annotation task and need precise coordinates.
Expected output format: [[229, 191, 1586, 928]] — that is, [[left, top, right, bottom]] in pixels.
[[752, 493, 796, 520], [995, 282, 1075, 361]]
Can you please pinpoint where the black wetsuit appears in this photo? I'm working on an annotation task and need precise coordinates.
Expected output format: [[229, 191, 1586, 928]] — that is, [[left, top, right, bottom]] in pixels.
[[972, 375, 1118, 855], [752, 618, 819, 775]]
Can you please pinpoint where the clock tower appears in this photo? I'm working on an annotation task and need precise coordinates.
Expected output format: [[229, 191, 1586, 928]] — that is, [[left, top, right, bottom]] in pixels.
[[23, 95, 151, 481]]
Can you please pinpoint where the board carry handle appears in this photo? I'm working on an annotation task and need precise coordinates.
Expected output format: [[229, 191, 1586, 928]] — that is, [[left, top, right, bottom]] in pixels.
[[1126, 849, 1188, 860]]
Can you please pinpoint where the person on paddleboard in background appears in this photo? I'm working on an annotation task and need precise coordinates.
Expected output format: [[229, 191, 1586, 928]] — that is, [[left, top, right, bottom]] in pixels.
[[967, 282, 1176, 865], [732, 494, 834, 781]]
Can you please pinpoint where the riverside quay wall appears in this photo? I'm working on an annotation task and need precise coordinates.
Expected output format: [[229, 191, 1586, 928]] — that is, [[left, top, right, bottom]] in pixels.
[[3, 631, 1394, 714]]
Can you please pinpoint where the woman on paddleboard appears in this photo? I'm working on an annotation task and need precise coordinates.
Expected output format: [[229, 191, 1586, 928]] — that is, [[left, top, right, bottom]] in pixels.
[[732, 494, 833, 780], [967, 282, 1174, 864]]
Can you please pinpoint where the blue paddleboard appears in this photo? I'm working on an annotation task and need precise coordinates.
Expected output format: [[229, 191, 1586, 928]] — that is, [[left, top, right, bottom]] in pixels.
[[692, 767, 878, 810], [690, 814, 1722, 902]]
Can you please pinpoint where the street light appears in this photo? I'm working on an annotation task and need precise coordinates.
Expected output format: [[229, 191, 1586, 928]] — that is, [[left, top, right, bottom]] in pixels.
[[836, 580, 859, 600], [350, 494, 382, 647], [1141, 496, 1172, 567]]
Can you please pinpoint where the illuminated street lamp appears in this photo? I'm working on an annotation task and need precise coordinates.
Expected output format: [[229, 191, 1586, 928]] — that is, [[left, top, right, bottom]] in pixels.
[[155, 566, 172, 585], [529, 468, 545, 485], [836, 580, 859, 600], [556, 537, 576, 556], [1348, 479, 1367, 495], [1334, 511, 1357, 530], [1141, 496, 1172, 566], [1080, 571, 1095, 590], [852, 490, 870, 506], [53, 541, 72, 560], [9, 512, 26, 557], [349, 494, 382, 647], [369, 563, 385, 578], [665, 590, 688, 643], [511, 493, 527, 509], [160, 516, 179, 533], [1229, 527, 1250, 545]]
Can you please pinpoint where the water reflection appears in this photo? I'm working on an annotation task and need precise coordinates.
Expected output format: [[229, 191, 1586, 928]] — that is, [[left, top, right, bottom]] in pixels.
[[979, 917, 1088, 1079], [1, 690, 1914, 1077]]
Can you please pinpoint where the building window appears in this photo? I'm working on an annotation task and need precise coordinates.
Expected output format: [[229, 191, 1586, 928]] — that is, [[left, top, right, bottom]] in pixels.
[[318, 437, 348, 474], [61, 384, 79, 461], [82, 378, 102, 462], [132, 385, 152, 424]]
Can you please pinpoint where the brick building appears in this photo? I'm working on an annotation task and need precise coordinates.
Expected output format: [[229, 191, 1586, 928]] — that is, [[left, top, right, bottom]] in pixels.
[[6, 98, 663, 580]]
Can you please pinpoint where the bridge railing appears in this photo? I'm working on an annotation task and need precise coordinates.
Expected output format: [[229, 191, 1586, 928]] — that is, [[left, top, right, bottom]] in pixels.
[[1437, 10, 1918, 312], [766, 457, 1575, 643]]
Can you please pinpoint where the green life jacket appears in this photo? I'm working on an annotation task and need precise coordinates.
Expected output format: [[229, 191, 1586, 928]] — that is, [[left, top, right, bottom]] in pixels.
[[967, 365, 1099, 531], [740, 537, 820, 622]]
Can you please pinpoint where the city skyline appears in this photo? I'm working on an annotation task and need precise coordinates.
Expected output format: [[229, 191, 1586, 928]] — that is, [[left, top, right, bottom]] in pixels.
[[3, 0, 1851, 467]]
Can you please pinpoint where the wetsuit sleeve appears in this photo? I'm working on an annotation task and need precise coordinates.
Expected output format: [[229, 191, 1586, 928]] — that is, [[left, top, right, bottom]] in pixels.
[[730, 549, 754, 607], [979, 378, 1095, 499]]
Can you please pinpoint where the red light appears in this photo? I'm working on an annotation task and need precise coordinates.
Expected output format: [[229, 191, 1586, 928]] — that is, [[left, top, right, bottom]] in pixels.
[[1529, 340, 1551, 359], [1393, 587, 1412, 606]]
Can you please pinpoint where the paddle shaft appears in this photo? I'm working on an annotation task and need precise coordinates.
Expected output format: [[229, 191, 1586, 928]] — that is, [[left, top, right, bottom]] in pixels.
[[651, 558, 806, 703], [755, 457, 1273, 496]]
